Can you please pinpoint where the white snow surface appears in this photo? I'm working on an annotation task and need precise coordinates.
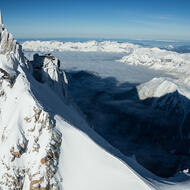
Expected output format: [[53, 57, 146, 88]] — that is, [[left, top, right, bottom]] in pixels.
[[1, 34, 190, 189], [137, 77, 190, 100], [22, 40, 139, 53], [0, 65, 151, 190], [0, 29, 155, 189], [119, 47, 190, 75], [56, 117, 151, 190]]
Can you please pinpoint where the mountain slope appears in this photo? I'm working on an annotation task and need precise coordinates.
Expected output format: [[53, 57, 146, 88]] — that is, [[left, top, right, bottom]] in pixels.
[[0, 27, 152, 189]]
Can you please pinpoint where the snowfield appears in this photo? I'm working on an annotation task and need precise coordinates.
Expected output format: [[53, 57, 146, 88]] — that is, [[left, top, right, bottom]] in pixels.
[[56, 116, 152, 190], [137, 77, 190, 100], [1, 28, 190, 189], [0, 26, 154, 189], [0, 67, 151, 190]]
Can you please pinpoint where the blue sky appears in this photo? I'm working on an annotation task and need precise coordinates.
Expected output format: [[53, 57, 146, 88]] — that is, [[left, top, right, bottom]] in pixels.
[[1, 0, 190, 40]]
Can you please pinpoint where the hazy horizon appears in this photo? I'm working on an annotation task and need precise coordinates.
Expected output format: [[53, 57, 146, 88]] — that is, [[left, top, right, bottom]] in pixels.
[[1, 0, 190, 40]]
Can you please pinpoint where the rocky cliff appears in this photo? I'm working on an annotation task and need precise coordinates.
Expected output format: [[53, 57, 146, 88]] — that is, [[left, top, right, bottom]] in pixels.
[[0, 26, 68, 190]]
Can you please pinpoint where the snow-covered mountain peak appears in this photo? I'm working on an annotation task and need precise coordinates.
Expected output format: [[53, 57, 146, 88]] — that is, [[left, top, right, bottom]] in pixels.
[[0, 26, 153, 190], [30, 53, 68, 99], [0, 27, 25, 76], [0, 27, 65, 189], [137, 77, 180, 100], [137, 77, 190, 114]]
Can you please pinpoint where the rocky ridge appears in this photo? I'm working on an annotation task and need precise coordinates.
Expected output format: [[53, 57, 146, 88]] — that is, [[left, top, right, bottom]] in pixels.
[[0, 25, 67, 189]]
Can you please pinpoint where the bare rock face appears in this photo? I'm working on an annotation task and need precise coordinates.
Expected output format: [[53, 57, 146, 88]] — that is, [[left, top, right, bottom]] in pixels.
[[31, 53, 68, 99], [0, 27, 68, 189], [24, 107, 62, 190], [0, 68, 13, 109], [0, 28, 14, 54], [0, 27, 25, 78], [0, 106, 62, 189]]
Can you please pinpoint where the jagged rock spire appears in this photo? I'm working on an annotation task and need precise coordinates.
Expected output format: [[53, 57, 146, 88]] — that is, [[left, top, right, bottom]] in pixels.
[[0, 10, 2, 25]]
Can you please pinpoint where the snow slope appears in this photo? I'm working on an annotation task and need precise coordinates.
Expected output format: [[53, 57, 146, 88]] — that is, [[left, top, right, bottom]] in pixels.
[[22, 39, 190, 189], [0, 26, 153, 189], [137, 77, 190, 101], [56, 116, 151, 190], [0, 66, 150, 190], [3, 27, 190, 189]]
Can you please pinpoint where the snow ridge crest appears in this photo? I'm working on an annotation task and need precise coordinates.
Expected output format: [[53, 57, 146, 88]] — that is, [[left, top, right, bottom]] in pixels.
[[0, 26, 68, 189]]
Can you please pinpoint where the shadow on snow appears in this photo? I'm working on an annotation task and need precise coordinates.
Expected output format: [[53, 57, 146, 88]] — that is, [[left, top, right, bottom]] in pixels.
[[24, 65, 190, 188]]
